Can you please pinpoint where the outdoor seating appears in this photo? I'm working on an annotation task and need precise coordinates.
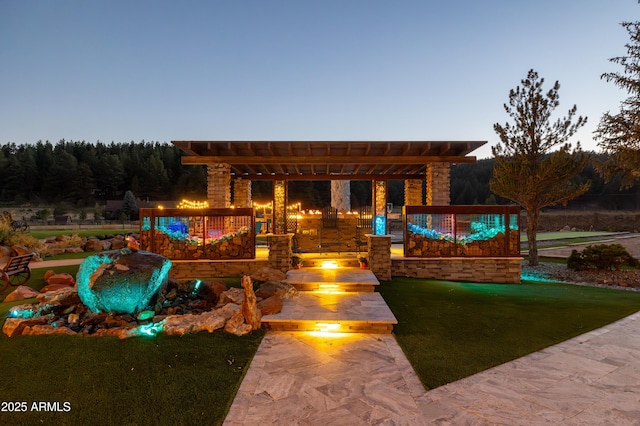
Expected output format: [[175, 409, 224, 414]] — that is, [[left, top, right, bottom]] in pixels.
[[0, 253, 34, 292]]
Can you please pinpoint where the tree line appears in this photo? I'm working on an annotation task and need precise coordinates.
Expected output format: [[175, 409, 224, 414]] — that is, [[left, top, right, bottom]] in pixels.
[[0, 139, 637, 211]]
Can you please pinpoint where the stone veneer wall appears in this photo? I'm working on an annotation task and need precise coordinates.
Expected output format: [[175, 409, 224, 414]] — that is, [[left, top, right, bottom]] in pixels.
[[268, 233, 293, 272], [426, 162, 450, 206], [404, 179, 423, 206], [367, 235, 391, 280], [391, 257, 522, 284], [295, 216, 361, 252], [169, 259, 270, 280], [207, 163, 231, 208], [233, 179, 252, 208]]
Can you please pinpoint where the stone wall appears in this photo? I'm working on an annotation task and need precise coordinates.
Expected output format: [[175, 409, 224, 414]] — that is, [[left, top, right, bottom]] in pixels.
[[426, 162, 450, 206], [140, 230, 254, 260], [392, 257, 522, 284], [169, 259, 270, 280], [268, 233, 293, 272], [368, 235, 391, 280], [405, 230, 520, 257], [404, 179, 423, 206], [207, 163, 231, 208]]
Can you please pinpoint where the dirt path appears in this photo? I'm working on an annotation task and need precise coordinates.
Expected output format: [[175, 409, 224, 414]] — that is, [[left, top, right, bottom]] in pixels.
[[537, 234, 640, 259]]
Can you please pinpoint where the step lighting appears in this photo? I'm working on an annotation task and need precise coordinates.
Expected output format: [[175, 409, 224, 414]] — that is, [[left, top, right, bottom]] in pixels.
[[321, 260, 338, 269], [315, 322, 341, 333]]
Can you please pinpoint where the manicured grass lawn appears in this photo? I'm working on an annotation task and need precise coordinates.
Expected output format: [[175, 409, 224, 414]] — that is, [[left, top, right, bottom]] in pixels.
[[0, 329, 265, 425], [520, 231, 618, 242], [1, 264, 261, 425], [379, 277, 640, 390]]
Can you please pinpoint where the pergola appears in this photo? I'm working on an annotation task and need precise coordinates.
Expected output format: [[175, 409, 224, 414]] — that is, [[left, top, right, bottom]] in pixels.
[[172, 140, 485, 235]]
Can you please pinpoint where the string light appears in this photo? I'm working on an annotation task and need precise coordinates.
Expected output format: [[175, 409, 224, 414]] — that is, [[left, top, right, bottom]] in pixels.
[[177, 199, 209, 209]]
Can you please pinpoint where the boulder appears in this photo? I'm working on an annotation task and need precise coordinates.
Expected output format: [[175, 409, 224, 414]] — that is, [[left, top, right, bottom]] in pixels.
[[163, 303, 239, 336], [76, 249, 171, 315], [217, 287, 244, 306], [0, 245, 11, 267], [203, 279, 228, 298], [21, 324, 77, 336], [2, 316, 48, 337], [84, 238, 104, 252], [255, 281, 297, 299], [3, 285, 40, 302], [257, 295, 283, 315], [64, 247, 84, 254], [224, 309, 253, 336], [250, 267, 287, 283], [36, 287, 81, 306], [45, 272, 76, 287], [241, 276, 261, 330], [11, 245, 34, 257]]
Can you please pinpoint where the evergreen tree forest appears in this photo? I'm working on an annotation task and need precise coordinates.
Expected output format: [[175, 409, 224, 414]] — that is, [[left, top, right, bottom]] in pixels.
[[0, 140, 638, 211]]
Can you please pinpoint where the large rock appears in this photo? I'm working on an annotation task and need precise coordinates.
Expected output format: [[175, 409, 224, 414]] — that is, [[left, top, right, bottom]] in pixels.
[[36, 287, 80, 306], [45, 272, 76, 287], [163, 303, 239, 336], [250, 267, 287, 283], [255, 281, 297, 299], [76, 249, 172, 315], [257, 295, 283, 315], [224, 309, 252, 336], [217, 287, 244, 307], [3, 285, 40, 302], [241, 276, 261, 330], [84, 238, 104, 252], [0, 245, 11, 267], [2, 316, 48, 337]]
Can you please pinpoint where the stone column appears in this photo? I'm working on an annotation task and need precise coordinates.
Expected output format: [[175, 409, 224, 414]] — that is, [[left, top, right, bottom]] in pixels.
[[273, 180, 286, 234], [426, 162, 450, 206], [372, 180, 388, 235], [367, 235, 391, 280], [207, 163, 231, 208], [404, 179, 423, 206], [267, 234, 293, 272], [331, 180, 351, 212], [233, 179, 252, 208]]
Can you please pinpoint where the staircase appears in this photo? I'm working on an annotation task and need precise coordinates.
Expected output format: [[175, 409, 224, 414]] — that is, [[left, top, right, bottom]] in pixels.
[[260, 265, 397, 334]]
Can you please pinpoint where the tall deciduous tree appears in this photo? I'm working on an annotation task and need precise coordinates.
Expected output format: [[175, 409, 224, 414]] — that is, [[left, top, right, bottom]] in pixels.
[[594, 21, 640, 189], [491, 69, 590, 266]]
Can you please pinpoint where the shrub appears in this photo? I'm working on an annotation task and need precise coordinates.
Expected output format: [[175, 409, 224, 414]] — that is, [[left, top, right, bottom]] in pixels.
[[568, 244, 640, 271]]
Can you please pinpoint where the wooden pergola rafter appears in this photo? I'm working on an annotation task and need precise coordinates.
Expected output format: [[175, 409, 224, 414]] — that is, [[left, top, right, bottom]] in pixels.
[[172, 140, 485, 180]]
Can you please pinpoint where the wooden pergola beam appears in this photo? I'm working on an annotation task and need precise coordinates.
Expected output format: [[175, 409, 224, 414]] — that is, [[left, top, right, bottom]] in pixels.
[[181, 155, 477, 165]]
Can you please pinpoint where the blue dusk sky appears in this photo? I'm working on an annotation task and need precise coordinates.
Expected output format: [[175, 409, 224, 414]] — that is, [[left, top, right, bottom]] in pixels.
[[1, 0, 638, 159]]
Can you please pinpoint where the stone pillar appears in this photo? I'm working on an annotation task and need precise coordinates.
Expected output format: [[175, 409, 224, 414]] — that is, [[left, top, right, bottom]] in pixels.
[[331, 180, 351, 212], [426, 162, 450, 206], [404, 179, 423, 206], [207, 163, 231, 208], [367, 235, 391, 280], [233, 179, 252, 208], [267, 234, 293, 272], [372, 180, 388, 235], [273, 180, 286, 234]]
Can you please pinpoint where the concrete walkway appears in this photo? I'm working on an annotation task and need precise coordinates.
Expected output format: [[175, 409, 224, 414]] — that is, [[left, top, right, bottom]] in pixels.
[[226, 301, 640, 424]]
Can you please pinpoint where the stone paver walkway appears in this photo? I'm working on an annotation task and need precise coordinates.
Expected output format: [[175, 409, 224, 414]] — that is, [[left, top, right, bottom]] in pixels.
[[226, 311, 640, 425]]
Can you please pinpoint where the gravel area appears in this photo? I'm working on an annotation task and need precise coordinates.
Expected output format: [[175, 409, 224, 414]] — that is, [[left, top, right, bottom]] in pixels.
[[522, 261, 640, 291]]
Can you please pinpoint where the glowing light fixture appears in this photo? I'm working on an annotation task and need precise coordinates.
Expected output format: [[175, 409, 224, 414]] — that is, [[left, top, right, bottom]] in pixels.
[[321, 260, 338, 269], [316, 322, 341, 333], [177, 199, 209, 209]]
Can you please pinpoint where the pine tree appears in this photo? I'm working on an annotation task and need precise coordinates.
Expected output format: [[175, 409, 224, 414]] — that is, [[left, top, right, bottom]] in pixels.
[[491, 69, 590, 266], [594, 21, 640, 189]]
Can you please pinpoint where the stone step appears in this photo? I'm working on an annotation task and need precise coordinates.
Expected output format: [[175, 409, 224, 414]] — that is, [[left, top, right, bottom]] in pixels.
[[261, 291, 397, 334], [283, 267, 378, 292]]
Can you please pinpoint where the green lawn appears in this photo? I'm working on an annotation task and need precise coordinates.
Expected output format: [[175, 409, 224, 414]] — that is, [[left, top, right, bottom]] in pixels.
[[520, 231, 618, 242], [379, 277, 640, 390]]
